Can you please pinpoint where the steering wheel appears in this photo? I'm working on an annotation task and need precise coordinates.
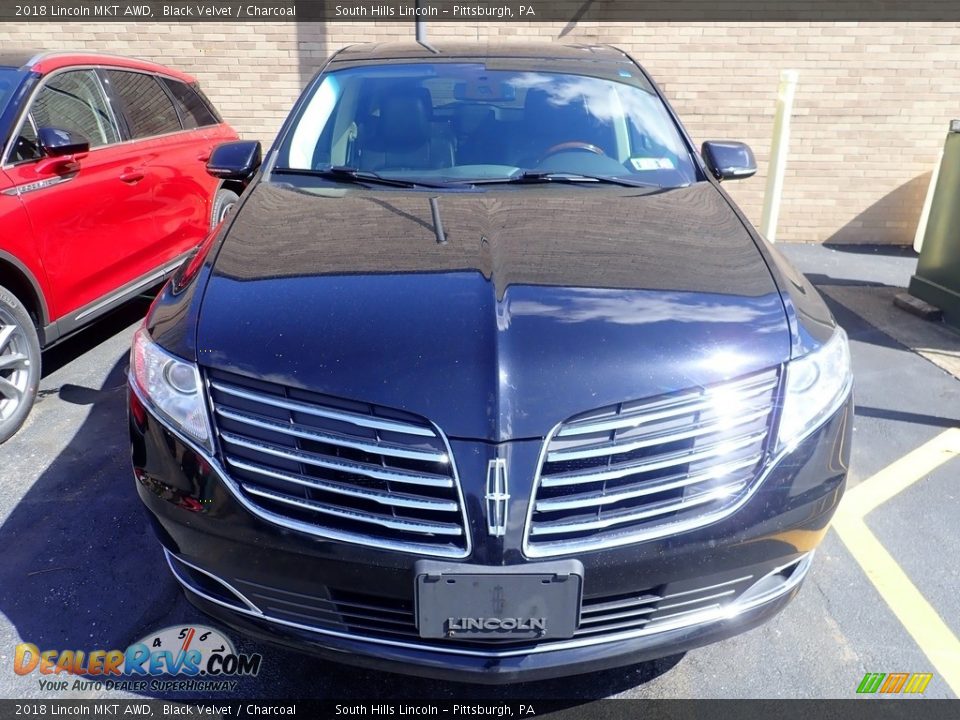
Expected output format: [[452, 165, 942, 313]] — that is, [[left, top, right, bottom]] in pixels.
[[540, 141, 606, 161]]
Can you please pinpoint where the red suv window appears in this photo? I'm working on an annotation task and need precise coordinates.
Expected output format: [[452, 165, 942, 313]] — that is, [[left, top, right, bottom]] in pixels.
[[105, 70, 181, 138], [11, 69, 121, 163], [160, 77, 218, 130]]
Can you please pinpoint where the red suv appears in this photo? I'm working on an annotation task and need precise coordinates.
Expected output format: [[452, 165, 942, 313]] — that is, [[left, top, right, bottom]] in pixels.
[[0, 52, 238, 442]]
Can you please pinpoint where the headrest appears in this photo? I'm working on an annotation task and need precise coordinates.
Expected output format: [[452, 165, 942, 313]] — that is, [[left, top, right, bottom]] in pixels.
[[378, 87, 432, 149], [523, 87, 556, 117]]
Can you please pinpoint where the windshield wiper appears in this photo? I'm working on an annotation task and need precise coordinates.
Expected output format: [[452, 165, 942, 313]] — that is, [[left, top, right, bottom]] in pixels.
[[273, 166, 449, 189], [462, 171, 661, 188]]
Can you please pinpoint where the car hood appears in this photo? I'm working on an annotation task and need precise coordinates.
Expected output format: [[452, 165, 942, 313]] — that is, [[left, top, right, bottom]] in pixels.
[[197, 181, 790, 441]]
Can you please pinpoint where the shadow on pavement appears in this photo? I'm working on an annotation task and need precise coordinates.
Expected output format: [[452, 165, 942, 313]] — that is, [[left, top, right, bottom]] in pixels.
[[0, 352, 187, 682], [821, 243, 918, 259], [815, 276, 960, 360], [41, 296, 153, 378], [803, 274, 889, 288], [819, 290, 904, 352]]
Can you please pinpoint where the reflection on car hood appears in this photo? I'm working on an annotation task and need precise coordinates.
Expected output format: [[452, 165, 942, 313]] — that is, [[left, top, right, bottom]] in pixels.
[[198, 181, 790, 441]]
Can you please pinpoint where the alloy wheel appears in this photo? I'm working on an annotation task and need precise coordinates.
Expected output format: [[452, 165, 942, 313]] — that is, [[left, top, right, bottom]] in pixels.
[[217, 200, 236, 224], [0, 308, 32, 423]]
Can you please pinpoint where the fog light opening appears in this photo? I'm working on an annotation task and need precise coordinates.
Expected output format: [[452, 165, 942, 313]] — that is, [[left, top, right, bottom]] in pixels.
[[165, 550, 262, 614], [735, 552, 814, 610]]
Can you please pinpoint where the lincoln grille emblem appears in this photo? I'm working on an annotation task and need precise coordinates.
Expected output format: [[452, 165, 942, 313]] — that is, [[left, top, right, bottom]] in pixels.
[[485, 458, 510, 537]]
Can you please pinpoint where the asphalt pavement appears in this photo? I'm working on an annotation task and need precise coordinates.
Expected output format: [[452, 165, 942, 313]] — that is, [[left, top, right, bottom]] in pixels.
[[0, 243, 957, 701]]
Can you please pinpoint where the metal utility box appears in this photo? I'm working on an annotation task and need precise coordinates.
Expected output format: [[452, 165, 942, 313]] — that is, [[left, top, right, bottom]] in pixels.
[[909, 120, 960, 330]]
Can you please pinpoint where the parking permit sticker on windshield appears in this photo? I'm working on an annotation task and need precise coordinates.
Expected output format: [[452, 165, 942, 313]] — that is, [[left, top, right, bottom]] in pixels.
[[630, 157, 675, 171]]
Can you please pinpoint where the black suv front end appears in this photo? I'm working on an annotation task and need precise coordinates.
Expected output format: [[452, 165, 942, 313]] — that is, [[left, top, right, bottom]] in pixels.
[[128, 42, 853, 683], [130, 388, 849, 683]]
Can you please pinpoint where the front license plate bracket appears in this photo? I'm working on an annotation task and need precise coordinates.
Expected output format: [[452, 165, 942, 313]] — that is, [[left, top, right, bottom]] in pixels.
[[414, 559, 584, 641]]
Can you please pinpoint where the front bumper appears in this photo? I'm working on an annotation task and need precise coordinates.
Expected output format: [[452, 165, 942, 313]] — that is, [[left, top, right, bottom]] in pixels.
[[130, 385, 852, 684]]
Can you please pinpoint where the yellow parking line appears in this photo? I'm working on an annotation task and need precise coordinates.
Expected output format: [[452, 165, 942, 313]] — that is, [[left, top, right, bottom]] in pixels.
[[833, 517, 960, 695], [832, 427, 960, 697]]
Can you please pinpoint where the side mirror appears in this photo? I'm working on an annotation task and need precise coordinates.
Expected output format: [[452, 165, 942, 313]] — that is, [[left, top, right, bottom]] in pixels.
[[701, 141, 757, 181], [37, 127, 89, 157], [207, 140, 262, 182]]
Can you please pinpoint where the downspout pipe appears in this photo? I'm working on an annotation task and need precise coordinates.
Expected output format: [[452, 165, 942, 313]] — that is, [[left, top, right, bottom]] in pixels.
[[416, 0, 427, 43], [760, 70, 799, 242]]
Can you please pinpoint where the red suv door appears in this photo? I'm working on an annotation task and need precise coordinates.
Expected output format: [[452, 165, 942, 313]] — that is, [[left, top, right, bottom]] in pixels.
[[4, 69, 162, 320], [99, 69, 223, 273], [156, 76, 235, 241]]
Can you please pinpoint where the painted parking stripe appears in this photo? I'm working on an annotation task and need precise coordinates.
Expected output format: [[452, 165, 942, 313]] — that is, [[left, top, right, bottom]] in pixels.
[[840, 428, 960, 517], [833, 427, 960, 697]]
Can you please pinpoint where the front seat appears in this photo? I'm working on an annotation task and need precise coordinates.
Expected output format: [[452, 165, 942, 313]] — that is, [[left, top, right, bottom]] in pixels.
[[355, 87, 454, 172]]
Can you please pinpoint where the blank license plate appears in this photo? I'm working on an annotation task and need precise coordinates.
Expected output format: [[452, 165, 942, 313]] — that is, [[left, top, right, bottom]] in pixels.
[[415, 562, 583, 641]]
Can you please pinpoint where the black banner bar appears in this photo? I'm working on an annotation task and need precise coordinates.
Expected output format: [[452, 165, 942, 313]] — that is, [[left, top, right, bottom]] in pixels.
[[4, 0, 960, 22], [0, 700, 958, 720]]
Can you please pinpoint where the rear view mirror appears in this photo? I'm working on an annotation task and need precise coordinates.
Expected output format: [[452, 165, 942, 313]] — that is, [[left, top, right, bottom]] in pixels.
[[454, 79, 516, 102], [207, 140, 262, 182], [37, 127, 89, 157], [701, 141, 757, 181]]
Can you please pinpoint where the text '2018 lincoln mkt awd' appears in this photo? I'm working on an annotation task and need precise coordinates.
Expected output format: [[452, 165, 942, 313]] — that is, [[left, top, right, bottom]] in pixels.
[[128, 42, 853, 683]]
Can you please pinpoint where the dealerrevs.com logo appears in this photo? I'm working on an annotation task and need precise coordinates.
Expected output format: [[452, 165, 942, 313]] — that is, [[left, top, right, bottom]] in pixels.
[[14, 625, 262, 693]]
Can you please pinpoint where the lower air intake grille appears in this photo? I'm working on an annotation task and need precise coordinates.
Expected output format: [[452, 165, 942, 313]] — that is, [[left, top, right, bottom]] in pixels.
[[207, 370, 469, 558], [228, 573, 757, 650], [524, 368, 781, 556]]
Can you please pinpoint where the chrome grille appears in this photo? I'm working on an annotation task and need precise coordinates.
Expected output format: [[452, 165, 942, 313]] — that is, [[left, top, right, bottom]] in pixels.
[[207, 370, 469, 558], [525, 369, 781, 556], [577, 573, 756, 636], [225, 573, 755, 649]]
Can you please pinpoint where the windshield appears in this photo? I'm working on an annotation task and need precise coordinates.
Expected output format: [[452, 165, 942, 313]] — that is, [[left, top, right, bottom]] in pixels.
[[275, 62, 698, 187], [0, 67, 24, 115]]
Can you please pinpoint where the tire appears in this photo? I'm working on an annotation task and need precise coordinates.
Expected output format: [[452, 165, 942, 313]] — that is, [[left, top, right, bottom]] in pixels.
[[0, 285, 41, 444], [210, 187, 240, 229]]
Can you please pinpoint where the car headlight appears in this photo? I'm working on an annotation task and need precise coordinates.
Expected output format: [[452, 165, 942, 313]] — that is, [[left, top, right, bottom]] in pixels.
[[777, 327, 853, 451], [130, 327, 213, 451]]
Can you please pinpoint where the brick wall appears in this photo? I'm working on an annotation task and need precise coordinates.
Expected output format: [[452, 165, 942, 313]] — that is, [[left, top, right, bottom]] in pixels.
[[2, 21, 958, 243]]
